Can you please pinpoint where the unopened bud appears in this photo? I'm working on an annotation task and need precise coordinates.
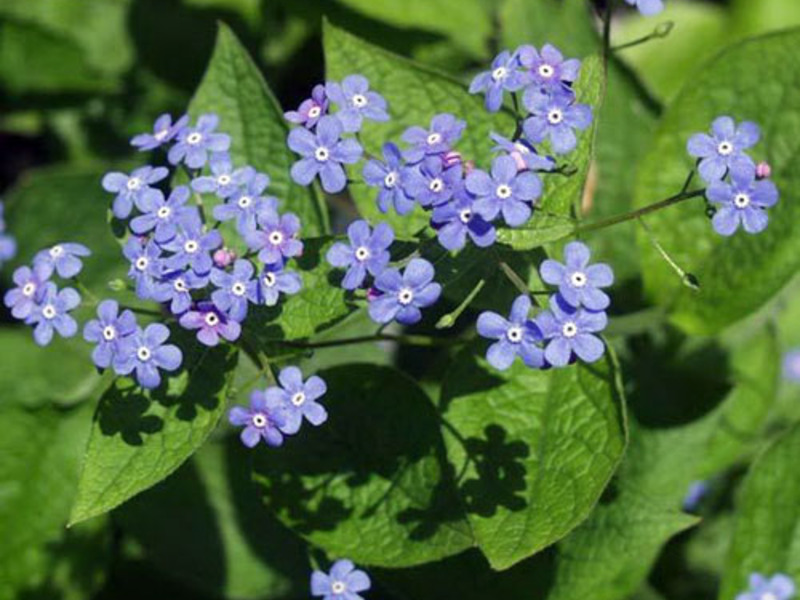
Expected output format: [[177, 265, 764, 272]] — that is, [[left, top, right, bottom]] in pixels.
[[213, 247, 237, 268], [463, 160, 476, 176], [511, 151, 528, 172], [443, 150, 462, 168], [756, 161, 772, 179]]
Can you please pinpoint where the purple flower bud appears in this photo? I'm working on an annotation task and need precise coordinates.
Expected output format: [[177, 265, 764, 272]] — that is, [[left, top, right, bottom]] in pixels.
[[756, 161, 772, 179], [213, 247, 237, 268]]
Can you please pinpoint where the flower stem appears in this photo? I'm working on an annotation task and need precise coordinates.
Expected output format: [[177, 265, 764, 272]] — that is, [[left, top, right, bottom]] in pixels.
[[436, 278, 486, 329], [240, 333, 277, 384], [496, 258, 530, 296], [612, 21, 674, 52]]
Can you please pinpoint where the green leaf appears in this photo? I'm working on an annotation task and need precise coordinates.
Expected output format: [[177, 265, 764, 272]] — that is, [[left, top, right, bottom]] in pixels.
[[253, 364, 473, 568], [720, 424, 800, 599], [189, 23, 328, 238], [323, 20, 513, 239], [440, 346, 627, 570], [633, 29, 800, 334], [495, 210, 575, 251], [116, 439, 309, 600], [69, 343, 238, 525], [499, 0, 598, 58], [546, 328, 780, 600]]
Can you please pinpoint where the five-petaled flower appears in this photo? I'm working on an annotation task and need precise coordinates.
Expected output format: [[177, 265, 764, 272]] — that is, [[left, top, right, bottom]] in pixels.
[[245, 211, 303, 266], [284, 84, 329, 129], [130, 186, 198, 243], [326, 220, 394, 290], [362, 142, 416, 215], [536, 295, 607, 367], [540, 241, 614, 311], [25, 282, 81, 346], [210, 259, 258, 321], [735, 573, 796, 600], [4, 266, 48, 319], [131, 113, 188, 151], [687, 116, 760, 183], [179, 300, 242, 346], [168, 114, 231, 170], [257, 263, 303, 306], [191, 153, 255, 199], [115, 323, 183, 389], [33, 242, 91, 280], [523, 88, 593, 155], [83, 300, 137, 369], [229, 389, 289, 448], [469, 50, 527, 113], [326, 75, 390, 133], [706, 164, 779, 236], [311, 559, 371, 600], [405, 156, 462, 208], [402, 113, 466, 164], [466, 154, 542, 226], [266, 366, 328, 434], [288, 115, 363, 193], [162, 215, 223, 275], [102, 165, 169, 219], [431, 186, 496, 251], [213, 172, 277, 234], [518, 43, 582, 92], [477, 295, 544, 370], [368, 258, 441, 325]]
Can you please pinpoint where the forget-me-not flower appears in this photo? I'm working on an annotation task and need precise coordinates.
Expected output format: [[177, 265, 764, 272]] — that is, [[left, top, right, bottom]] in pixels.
[[517, 43, 581, 92], [311, 559, 371, 600], [266, 366, 328, 434], [130, 186, 198, 243], [288, 115, 363, 193], [402, 113, 466, 164], [25, 282, 81, 346], [326, 75, 390, 133], [326, 220, 394, 290], [33, 242, 91, 279], [114, 323, 183, 389], [102, 166, 169, 219], [469, 50, 527, 112], [540, 241, 614, 311], [688, 116, 760, 183], [244, 212, 303, 266], [368, 258, 441, 325], [213, 172, 277, 234], [284, 84, 328, 129], [210, 259, 258, 321], [477, 295, 544, 370], [168, 114, 231, 170], [431, 186, 496, 251], [228, 389, 289, 448], [536, 295, 607, 367], [179, 301, 242, 346], [131, 113, 189, 151], [256, 263, 303, 306], [4, 266, 48, 319], [706, 164, 779, 236], [83, 300, 137, 369], [466, 155, 542, 226], [735, 573, 796, 600], [362, 143, 416, 215], [523, 88, 593, 155]]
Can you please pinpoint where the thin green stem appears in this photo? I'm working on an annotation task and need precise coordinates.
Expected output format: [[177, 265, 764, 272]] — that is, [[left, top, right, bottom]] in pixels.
[[436, 278, 486, 329], [637, 217, 700, 290], [611, 21, 674, 52], [496, 259, 530, 296], [602, 0, 614, 71], [240, 333, 276, 384], [73, 278, 99, 305]]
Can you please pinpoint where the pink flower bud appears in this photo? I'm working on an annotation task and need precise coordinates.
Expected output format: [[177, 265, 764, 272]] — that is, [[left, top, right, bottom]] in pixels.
[[756, 161, 772, 179], [213, 247, 237, 268], [443, 150, 462, 168], [511, 151, 528, 172]]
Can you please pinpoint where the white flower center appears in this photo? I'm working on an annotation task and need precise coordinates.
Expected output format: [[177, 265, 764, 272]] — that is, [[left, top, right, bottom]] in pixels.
[[42, 304, 57, 319], [762, 593, 778, 600], [496, 184, 513, 199], [174, 278, 188, 292], [355, 246, 370, 261], [184, 240, 199, 254], [427, 132, 442, 146], [562, 321, 578, 338], [157, 206, 171, 219], [717, 141, 733, 156], [102, 325, 117, 341], [127, 177, 142, 191], [538, 64, 555, 78], [398, 287, 414, 305], [238, 195, 252, 209], [217, 174, 231, 186], [384, 171, 398, 188], [22, 282, 36, 297], [135, 257, 149, 271], [154, 129, 169, 141], [429, 178, 445, 193], [734, 193, 751, 209], [204, 312, 220, 327], [352, 93, 368, 108], [252, 413, 268, 428], [269, 231, 284, 246], [570, 271, 587, 288], [291, 391, 306, 406], [262, 272, 277, 287], [232, 282, 247, 296], [49, 245, 64, 258], [137, 346, 151, 361], [459, 209, 472, 224], [331, 581, 347, 595], [514, 142, 531, 154], [507, 326, 523, 343], [187, 132, 203, 145], [547, 109, 564, 125], [315, 146, 330, 162], [491, 66, 508, 81], [308, 106, 322, 119]]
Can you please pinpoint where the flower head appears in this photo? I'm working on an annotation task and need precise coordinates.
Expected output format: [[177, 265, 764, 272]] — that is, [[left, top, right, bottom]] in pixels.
[[326, 220, 394, 290], [102, 166, 169, 219], [179, 300, 242, 346], [212, 172, 277, 235], [130, 186, 199, 243], [25, 282, 81, 346], [368, 258, 441, 325], [114, 323, 183, 389], [517, 43, 581, 92], [469, 50, 527, 112], [162, 214, 223, 275], [362, 143, 416, 215], [477, 295, 544, 370], [466, 154, 542, 226], [736, 573, 796, 600], [0, 233, 15, 268], [783, 349, 800, 383], [326, 75, 390, 133], [682, 480, 710, 513], [131, 113, 189, 151], [228, 389, 288, 448], [311, 559, 371, 600], [490, 133, 556, 172], [687, 116, 760, 183], [83, 300, 137, 369], [536, 295, 607, 367], [431, 186, 496, 251], [266, 366, 328, 435], [244, 212, 303, 266], [123, 238, 165, 300], [288, 116, 363, 193], [152, 268, 209, 315], [402, 113, 466, 164], [404, 156, 463, 208], [523, 88, 593, 155], [33, 242, 91, 279], [624, 0, 665, 16], [191, 153, 256, 199], [4, 266, 48, 319], [284, 84, 329, 129], [256, 262, 303, 306], [706, 164, 779, 236], [168, 114, 231, 170], [210, 259, 258, 321], [540, 241, 614, 310]]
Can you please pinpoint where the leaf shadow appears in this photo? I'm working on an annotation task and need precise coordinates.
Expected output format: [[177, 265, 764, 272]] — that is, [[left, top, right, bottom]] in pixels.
[[97, 385, 163, 446]]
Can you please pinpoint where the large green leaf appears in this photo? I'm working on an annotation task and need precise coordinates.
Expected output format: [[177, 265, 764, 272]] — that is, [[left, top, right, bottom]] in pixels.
[[633, 29, 800, 334], [546, 328, 780, 600], [253, 364, 473, 568], [500, 0, 598, 58], [189, 23, 328, 237], [69, 343, 238, 525], [440, 346, 627, 570], [116, 438, 309, 600]]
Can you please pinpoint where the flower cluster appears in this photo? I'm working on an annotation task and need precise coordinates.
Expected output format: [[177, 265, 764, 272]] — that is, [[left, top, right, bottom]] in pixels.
[[478, 242, 613, 370], [311, 559, 371, 600], [0, 201, 16, 269], [688, 117, 779, 237], [624, 0, 665, 15], [736, 573, 795, 600]]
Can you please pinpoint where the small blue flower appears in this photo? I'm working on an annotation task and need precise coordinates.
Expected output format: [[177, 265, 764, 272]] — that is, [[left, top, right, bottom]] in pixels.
[[706, 164, 778, 236], [130, 186, 199, 243], [311, 559, 371, 600], [114, 323, 183, 389], [102, 166, 169, 219], [131, 113, 189, 151], [326, 220, 394, 290], [0, 201, 16, 268], [256, 263, 303, 306], [191, 153, 256, 199], [162, 215, 223, 275], [210, 259, 258, 321], [284, 84, 328, 129], [152, 268, 209, 315], [179, 300, 242, 346], [25, 282, 81, 347], [466, 155, 542, 226], [368, 258, 441, 325], [244, 212, 303, 266], [517, 44, 581, 92], [783, 349, 800, 383], [404, 156, 463, 208], [213, 172, 277, 234], [431, 186, 496, 251], [168, 114, 231, 170], [523, 88, 593, 155], [229, 389, 288, 448], [490, 133, 556, 172], [688, 116, 760, 183], [736, 573, 796, 600], [469, 50, 527, 113], [4, 266, 48, 319], [123, 238, 165, 300], [477, 295, 544, 371], [362, 143, 416, 215], [536, 295, 607, 367], [83, 300, 138, 369], [265, 366, 328, 434], [326, 75, 390, 133], [402, 113, 466, 164], [288, 115, 363, 194], [33, 242, 91, 279], [682, 480, 710, 513], [540, 241, 614, 311], [624, 0, 664, 16]]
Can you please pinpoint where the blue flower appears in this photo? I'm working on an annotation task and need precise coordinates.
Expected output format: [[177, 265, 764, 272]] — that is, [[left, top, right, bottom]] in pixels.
[[736, 573, 796, 600], [131, 113, 189, 151], [469, 50, 527, 112], [288, 116, 363, 193], [130, 186, 199, 243], [401, 113, 466, 164], [179, 300, 242, 346], [191, 153, 256, 199], [466, 155, 542, 226], [114, 323, 183, 389], [102, 166, 169, 219], [326, 75, 390, 133], [168, 114, 231, 170], [83, 300, 137, 369], [0, 201, 16, 267], [523, 88, 593, 154], [25, 282, 81, 347], [362, 143, 416, 215], [162, 215, 223, 275], [33, 242, 91, 279], [682, 480, 710, 513], [210, 259, 258, 321], [326, 220, 394, 290], [311, 559, 371, 600], [256, 263, 302, 306], [539, 241, 614, 311], [284, 84, 328, 129], [490, 133, 556, 172], [152, 268, 209, 315], [404, 156, 463, 208], [123, 238, 165, 300], [624, 0, 664, 16], [244, 212, 303, 266], [477, 295, 544, 370], [368, 258, 441, 325], [517, 44, 581, 92], [688, 116, 760, 183], [536, 295, 607, 367], [4, 266, 48, 319], [783, 349, 800, 383], [229, 389, 288, 448], [212, 172, 277, 234], [431, 186, 496, 251], [706, 164, 778, 236], [265, 366, 328, 434]]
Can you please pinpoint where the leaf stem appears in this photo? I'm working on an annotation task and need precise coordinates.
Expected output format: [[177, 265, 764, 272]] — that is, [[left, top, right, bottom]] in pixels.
[[611, 21, 674, 52]]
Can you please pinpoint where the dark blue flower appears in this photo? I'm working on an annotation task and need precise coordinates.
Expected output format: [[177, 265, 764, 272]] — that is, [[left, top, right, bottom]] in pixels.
[[477, 295, 543, 370], [466, 155, 542, 226], [83, 300, 137, 369], [311, 559, 371, 600], [244, 212, 303, 266], [25, 282, 81, 347], [4, 266, 48, 319], [523, 88, 592, 155], [706, 163, 779, 236], [288, 116, 363, 193], [469, 50, 527, 112], [326, 220, 394, 290], [401, 113, 466, 164], [404, 156, 463, 208], [102, 166, 169, 219], [431, 186, 496, 251], [168, 114, 231, 170], [326, 75, 390, 133], [162, 215, 223, 275], [536, 295, 607, 367], [213, 172, 277, 234], [191, 153, 256, 199], [490, 133, 556, 172], [210, 259, 258, 321], [368, 258, 441, 325], [130, 186, 199, 243], [114, 323, 183, 389], [540, 241, 614, 311], [123, 238, 165, 300], [131, 113, 189, 151], [736, 573, 795, 600], [624, 0, 664, 16], [33, 242, 91, 279], [284, 84, 328, 129], [179, 300, 241, 346], [228, 389, 288, 448], [688, 116, 760, 182], [256, 263, 302, 306], [152, 268, 209, 315], [362, 143, 416, 215], [517, 44, 581, 92], [265, 366, 328, 435]]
